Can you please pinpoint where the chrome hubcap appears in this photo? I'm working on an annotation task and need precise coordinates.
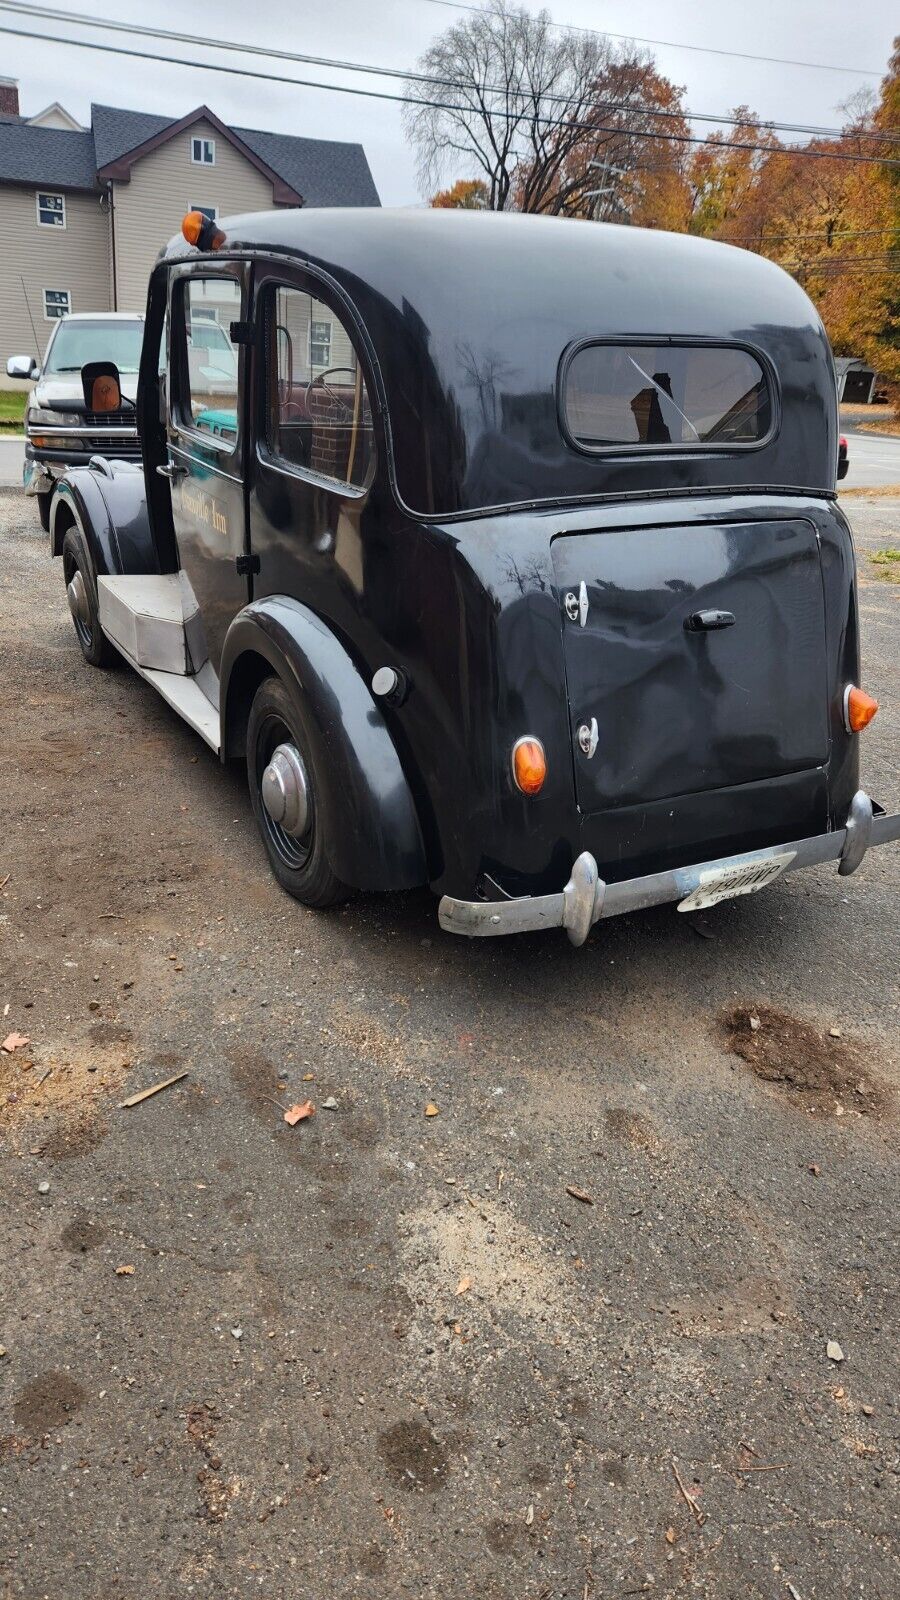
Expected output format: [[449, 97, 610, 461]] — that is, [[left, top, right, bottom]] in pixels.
[[67, 570, 89, 629], [261, 742, 309, 838]]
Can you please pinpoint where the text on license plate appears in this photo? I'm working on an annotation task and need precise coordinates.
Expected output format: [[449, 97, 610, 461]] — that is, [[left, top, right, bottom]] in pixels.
[[676, 852, 797, 913]]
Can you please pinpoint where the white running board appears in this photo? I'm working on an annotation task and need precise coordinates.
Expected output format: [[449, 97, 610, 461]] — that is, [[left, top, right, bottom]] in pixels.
[[141, 666, 220, 751], [97, 573, 207, 674]]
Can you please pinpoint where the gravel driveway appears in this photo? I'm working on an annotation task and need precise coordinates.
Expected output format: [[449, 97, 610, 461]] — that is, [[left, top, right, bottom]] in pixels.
[[0, 491, 897, 1599]]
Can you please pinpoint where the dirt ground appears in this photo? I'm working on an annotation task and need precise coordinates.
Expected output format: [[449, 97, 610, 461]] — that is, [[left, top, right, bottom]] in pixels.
[[0, 491, 898, 1599]]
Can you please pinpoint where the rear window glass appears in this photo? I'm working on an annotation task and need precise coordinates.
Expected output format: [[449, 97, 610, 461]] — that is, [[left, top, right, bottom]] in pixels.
[[562, 343, 772, 450]]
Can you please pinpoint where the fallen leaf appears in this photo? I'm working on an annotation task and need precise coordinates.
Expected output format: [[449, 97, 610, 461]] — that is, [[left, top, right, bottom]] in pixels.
[[1, 1032, 29, 1053], [284, 1101, 315, 1126], [115, 1264, 135, 1276], [566, 1184, 594, 1205], [665, 1526, 677, 1545], [827, 1340, 844, 1363], [455, 1275, 472, 1296], [424, 1103, 439, 1117]]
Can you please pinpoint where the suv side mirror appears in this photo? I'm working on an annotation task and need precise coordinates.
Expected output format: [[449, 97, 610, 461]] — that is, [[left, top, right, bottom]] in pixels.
[[81, 360, 123, 412], [7, 355, 39, 380]]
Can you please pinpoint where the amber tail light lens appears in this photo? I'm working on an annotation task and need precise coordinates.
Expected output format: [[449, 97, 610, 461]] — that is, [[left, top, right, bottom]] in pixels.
[[844, 685, 879, 733], [512, 737, 547, 796]]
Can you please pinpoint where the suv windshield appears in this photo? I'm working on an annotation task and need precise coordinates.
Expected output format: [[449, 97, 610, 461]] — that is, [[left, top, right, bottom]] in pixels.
[[44, 319, 144, 375]]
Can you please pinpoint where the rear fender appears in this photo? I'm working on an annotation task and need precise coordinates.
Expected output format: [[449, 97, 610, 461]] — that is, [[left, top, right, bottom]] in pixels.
[[220, 598, 426, 893], [49, 462, 158, 576]]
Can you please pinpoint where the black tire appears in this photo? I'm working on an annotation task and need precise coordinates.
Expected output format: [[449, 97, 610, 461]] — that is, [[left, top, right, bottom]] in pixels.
[[246, 675, 351, 908], [61, 526, 117, 668], [37, 490, 52, 532]]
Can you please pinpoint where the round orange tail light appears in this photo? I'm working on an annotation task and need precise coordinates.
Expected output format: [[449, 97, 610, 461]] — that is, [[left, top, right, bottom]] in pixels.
[[844, 685, 879, 733], [512, 736, 547, 796]]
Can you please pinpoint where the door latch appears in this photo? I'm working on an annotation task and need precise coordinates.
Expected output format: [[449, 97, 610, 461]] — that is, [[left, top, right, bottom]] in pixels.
[[684, 608, 736, 632], [236, 553, 260, 576], [577, 716, 599, 758], [564, 580, 588, 627]]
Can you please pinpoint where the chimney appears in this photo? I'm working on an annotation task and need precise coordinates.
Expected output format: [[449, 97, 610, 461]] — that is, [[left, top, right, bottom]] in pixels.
[[0, 78, 19, 117]]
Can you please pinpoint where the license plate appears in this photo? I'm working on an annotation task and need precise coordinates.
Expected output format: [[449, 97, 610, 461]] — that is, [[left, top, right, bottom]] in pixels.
[[677, 851, 796, 913]]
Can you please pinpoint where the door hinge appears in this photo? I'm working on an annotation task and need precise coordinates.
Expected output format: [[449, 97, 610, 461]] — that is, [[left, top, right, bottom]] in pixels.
[[229, 319, 255, 345], [236, 553, 260, 576]]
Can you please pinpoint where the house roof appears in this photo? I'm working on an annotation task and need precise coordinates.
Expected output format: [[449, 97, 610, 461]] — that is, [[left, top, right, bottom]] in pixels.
[[0, 100, 379, 207], [0, 120, 97, 189]]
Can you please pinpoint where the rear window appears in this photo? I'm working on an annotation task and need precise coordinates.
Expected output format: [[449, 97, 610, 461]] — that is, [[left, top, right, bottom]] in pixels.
[[562, 342, 772, 451]]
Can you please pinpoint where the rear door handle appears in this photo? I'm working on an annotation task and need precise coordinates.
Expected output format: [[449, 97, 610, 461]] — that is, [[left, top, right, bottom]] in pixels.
[[684, 609, 736, 632], [156, 461, 187, 480]]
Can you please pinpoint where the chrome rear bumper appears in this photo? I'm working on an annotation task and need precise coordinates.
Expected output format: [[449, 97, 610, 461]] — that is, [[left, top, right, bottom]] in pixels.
[[438, 790, 900, 945]]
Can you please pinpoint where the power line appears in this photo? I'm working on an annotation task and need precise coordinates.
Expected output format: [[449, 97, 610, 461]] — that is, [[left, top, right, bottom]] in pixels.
[[2, 20, 899, 169], [412, 0, 885, 78], [1, 0, 897, 143]]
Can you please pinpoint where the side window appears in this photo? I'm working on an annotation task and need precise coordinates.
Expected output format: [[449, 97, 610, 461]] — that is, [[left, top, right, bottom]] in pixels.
[[178, 277, 241, 446], [266, 284, 374, 491]]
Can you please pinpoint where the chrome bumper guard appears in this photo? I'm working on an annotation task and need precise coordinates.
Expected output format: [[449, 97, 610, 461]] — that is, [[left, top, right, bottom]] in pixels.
[[438, 790, 900, 946]]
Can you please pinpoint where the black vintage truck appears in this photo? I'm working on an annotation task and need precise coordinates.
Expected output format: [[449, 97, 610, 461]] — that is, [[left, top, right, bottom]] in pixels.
[[48, 207, 898, 943]]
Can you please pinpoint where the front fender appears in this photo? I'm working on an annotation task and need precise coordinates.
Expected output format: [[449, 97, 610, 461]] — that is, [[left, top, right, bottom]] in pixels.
[[50, 462, 158, 577], [221, 598, 426, 894]]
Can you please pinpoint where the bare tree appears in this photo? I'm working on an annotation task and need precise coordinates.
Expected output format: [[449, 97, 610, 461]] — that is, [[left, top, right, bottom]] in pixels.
[[403, 0, 688, 219]]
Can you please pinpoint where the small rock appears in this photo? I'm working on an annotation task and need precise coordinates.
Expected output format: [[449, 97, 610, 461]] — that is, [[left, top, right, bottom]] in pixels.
[[749, 1015, 761, 1031], [827, 1340, 844, 1363], [231, 1327, 243, 1340], [424, 1103, 439, 1117], [0, 1345, 7, 1358], [861, 1404, 875, 1417], [829, 1026, 842, 1038], [321, 1097, 339, 1111], [37, 1181, 50, 1195]]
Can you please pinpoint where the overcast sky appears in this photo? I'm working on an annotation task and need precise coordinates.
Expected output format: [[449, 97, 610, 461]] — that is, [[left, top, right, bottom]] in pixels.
[[1, 0, 897, 204]]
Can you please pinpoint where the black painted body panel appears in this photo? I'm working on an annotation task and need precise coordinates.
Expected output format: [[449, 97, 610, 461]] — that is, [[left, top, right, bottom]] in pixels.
[[50, 461, 158, 577]]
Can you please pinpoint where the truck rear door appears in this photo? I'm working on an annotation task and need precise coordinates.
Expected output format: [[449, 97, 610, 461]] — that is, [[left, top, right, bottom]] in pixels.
[[551, 518, 830, 822]]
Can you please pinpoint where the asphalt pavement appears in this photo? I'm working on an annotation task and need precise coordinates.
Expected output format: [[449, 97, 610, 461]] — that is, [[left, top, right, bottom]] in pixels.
[[0, 492, 898, 1599]]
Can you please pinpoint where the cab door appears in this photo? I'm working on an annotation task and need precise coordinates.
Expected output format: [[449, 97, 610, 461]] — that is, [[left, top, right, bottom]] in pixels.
[[165, 263, 251, 673]]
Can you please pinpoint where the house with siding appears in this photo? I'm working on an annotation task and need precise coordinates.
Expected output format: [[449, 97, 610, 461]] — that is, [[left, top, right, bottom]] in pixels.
[[0, 80, 379, 385]]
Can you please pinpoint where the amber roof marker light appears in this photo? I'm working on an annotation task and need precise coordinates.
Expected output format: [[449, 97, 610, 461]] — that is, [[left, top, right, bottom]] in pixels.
[[512, 736, 547, 796], [181, 211, 226, 252], [844, 685, 879, 733]]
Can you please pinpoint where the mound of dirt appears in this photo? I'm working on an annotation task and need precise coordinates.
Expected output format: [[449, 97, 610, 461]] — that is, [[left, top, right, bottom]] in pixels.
[[718, 1005, 888, 1116]]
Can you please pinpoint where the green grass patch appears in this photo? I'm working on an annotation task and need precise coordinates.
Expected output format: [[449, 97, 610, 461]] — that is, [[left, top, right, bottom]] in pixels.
[[871, 547, 900, 582], [0, 391, 27, 431]]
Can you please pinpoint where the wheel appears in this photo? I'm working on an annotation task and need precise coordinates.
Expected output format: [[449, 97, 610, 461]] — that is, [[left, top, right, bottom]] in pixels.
[[37, 490, 52, 532], [246, 675, 351, 907], [61, 527, 116, 668]]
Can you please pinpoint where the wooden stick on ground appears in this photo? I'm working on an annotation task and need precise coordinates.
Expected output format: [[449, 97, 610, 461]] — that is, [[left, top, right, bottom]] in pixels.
[[671, 1459, 706, 1525], [119, 1070, 188, 1109]]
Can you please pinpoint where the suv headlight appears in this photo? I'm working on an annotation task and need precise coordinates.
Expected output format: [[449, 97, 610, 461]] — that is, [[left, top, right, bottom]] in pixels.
[[26, 407, 81, 428]]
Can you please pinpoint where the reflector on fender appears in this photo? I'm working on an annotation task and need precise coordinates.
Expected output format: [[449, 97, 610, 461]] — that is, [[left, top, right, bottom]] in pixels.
[[844, 685, 879, 733], [512, 736, 546, 795]]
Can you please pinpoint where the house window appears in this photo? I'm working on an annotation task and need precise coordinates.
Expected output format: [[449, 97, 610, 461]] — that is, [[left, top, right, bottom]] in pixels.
[[190, 205, 218, 222], [37, 191, 66, 227], [309, 319, 332, 370], [43, 289, 71, 320], [191, 137, 215, 165]]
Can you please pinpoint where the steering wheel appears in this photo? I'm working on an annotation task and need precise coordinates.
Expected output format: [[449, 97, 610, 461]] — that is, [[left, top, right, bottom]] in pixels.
[[309, 367, 356, 420]]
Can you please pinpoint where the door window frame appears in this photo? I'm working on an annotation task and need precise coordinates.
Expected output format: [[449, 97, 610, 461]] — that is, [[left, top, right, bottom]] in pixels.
[[169, 261, 247, 473], [253, 266, 379, 499]]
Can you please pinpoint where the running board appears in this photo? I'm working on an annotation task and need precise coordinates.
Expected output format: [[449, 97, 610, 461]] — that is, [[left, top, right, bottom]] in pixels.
[[97, 574, 207, 674], [96, 573, 219, 752], [141, 665, 220, 751]]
